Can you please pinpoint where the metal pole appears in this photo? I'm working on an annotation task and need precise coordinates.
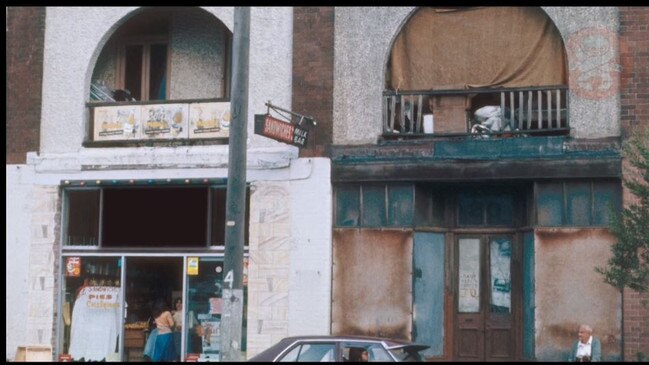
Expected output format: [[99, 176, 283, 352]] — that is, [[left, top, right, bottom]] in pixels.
[[221, 6, 250, 362]]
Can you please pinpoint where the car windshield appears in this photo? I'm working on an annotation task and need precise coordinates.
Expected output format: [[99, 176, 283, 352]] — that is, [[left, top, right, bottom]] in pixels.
[[388, 347, 424, 362]]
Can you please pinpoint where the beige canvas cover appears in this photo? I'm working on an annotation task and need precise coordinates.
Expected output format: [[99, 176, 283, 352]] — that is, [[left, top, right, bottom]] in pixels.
[[389, 7, 567, 90]]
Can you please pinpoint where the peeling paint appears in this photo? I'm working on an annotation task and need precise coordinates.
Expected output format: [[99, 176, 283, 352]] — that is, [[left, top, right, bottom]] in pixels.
[[332, 229, 412, 340], [535, 227, 621, 361]]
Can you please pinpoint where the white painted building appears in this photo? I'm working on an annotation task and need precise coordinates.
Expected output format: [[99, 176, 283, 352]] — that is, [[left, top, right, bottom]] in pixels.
[[6, 7, 331, 362]]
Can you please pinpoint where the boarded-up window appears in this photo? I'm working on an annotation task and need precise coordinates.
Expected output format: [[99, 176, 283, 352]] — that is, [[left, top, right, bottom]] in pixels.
[[332, 229, 413, 340], [389, 7, 567, 90]]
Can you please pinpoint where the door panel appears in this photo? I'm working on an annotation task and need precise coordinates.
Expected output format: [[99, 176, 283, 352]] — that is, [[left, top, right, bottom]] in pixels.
[[413, 232, 445, 358], [486, 237, 514, 361], [456, 238, 484, 360], [455, 235, 517, 361]]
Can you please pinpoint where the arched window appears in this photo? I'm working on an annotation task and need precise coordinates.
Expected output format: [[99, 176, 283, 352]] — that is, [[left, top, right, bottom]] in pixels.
[[91, 7, 231, 102], [385, 7, 568, 136], [87, 7, 233, 144]]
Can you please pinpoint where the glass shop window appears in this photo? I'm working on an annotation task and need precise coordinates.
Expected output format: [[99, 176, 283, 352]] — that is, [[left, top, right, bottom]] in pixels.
[[535, 180, 621, 227], [61, 256, 122, 361], [185, 257, 247, 361], [65, 189, 101, 246], [63, 184, 250, 249], [209, 187, 251, 245]]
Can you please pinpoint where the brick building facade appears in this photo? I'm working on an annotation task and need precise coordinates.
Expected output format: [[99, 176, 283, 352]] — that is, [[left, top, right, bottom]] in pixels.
[[619, 7, 649, 361]]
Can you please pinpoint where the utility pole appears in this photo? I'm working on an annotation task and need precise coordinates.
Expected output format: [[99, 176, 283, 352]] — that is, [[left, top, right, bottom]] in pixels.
[[221, 6, 250, 362]]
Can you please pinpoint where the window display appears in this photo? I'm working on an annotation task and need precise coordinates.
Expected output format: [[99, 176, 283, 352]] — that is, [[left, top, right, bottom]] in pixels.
[[62, 257, 122, 361]]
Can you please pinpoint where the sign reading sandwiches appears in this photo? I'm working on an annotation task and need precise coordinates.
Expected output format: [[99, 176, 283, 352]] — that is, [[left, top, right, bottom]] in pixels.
[[254, 114, 308, 147]]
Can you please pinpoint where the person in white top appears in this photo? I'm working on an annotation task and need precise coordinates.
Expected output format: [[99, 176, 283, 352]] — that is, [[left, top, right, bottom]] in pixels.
[[569, 324, 602, 362]]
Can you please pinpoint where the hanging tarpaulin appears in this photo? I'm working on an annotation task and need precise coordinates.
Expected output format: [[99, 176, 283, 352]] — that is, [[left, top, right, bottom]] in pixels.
[[68, 286, 121, 361]]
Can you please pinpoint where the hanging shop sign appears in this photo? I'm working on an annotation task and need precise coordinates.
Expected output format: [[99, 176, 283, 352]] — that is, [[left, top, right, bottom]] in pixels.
[[254, 114, 309, 147], [253, 102, 316, 148]]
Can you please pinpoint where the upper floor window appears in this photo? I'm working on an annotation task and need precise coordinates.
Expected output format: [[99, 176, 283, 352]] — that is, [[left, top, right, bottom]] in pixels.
[[119, 37, 169, 101], [91, 7, 231, 103], [87, 7, 233, 144], [384, 7, 569, 137]]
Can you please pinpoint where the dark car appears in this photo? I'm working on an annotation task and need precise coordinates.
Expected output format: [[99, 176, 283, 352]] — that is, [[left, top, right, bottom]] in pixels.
[[247, 335, 429, 362]]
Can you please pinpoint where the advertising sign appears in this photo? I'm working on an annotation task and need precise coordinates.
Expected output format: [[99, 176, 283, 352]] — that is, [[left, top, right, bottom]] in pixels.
[[188, 257, 199, 276], [254, 114, 308, 147], [66, 257, 81, 277]]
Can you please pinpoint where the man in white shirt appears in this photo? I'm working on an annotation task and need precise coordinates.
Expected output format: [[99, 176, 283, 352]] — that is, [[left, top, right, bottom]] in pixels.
[[569, 324, 602, 362]]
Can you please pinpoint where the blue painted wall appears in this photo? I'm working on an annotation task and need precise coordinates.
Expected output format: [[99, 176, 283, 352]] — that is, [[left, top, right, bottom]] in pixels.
[[413, 232, 445, 357]]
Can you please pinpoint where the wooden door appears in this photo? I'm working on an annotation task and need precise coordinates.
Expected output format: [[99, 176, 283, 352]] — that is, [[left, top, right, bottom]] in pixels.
[[454, 235, 518, 361]]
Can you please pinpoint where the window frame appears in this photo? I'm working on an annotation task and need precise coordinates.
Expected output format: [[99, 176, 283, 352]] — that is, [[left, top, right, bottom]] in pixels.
[[61, 180, 250, 251], [116, 35, 171, 102], [534, 179, 621, 227]]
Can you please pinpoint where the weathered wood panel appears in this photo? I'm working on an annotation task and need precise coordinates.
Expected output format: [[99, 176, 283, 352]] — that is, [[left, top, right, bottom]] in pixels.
[[332, 158, 621, 183], [413, 232, 445, 358], [332, 229, 412, 340], [522, 231, 535, 360], [534, 228, 621, 361]]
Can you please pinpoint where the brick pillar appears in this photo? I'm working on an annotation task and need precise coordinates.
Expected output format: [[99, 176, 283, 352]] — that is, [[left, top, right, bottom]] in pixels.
[[6, 7, 46, 164], [292, 7, 335, 158], [619, 6, 649, 362]]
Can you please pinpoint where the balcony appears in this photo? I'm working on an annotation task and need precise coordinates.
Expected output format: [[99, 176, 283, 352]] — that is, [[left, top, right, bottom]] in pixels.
[[383, 86, 569, 139]]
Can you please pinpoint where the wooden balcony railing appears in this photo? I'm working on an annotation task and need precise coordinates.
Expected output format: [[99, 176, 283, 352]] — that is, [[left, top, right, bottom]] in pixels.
[[383, 86, 569, 138]]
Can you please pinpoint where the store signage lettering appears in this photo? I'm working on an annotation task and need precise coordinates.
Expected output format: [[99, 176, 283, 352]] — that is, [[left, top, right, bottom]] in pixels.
[[254, 114, 308, 147]]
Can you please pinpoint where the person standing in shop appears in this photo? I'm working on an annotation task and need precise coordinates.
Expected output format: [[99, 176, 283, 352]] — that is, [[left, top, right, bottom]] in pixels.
[[151, 299, 177, 362]]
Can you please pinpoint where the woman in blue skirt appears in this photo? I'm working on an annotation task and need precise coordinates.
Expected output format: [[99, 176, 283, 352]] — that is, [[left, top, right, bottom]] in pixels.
[[151, 299, 177, 362]]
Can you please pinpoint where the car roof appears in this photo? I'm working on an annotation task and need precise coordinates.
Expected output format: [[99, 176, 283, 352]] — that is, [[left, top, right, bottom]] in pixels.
[[275, 335, 420, 347], [247, 335, 430, 362]]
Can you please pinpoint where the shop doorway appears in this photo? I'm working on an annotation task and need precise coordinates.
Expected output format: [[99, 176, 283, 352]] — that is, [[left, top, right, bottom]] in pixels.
[[454, 234, 520, 361], [123, 257, 183, 362]]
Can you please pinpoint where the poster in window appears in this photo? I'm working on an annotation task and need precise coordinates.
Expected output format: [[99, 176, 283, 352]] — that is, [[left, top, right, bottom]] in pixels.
[[188, 102, 231, 139], [66, 257, 81, 277], [188, 257, 199, 276], [93, 106, 141, 141], [141, 104, 189, 140], [458, 238, 480, 313]]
